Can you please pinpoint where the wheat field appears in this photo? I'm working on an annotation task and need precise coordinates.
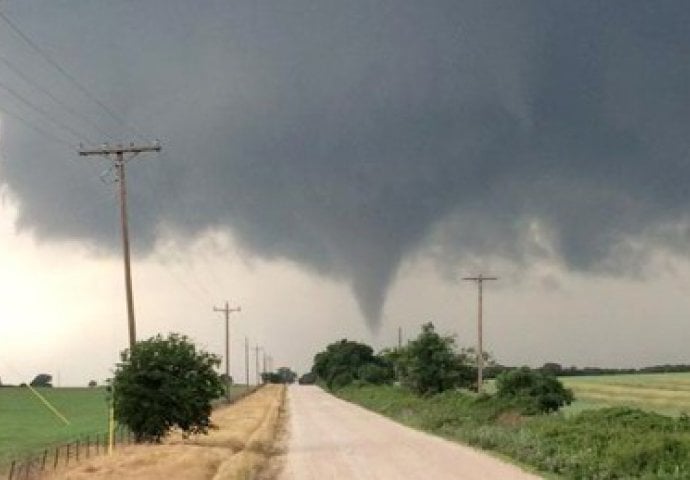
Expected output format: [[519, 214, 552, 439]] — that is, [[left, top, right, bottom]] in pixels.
[[561, 372, 690, 416]]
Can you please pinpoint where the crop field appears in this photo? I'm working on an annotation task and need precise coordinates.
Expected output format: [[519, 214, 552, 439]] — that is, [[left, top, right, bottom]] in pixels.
[[561, 372, 690, 416], [0, 387, 109, 470], [0, 384, 254, 473]]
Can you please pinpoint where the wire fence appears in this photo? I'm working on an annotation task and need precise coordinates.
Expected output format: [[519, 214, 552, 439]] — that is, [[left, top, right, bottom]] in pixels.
[[4, 385, 263, 480], [6, 426, 132, 480]]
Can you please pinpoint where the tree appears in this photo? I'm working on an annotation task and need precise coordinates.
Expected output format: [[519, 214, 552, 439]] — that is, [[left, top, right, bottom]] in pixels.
[[298, 372, 316, 385], [219, 373, 233, 391], [276, 367, 297, 384], [496, 367, 574, 414], [113, 333, 224, 442], [540, 362, 563, 376], [312, 339, 393, 389], [358, 363, 393, 384], [88, 380, 97, 388], [30, 374, 53, 387], [398, 323, 473, 396]]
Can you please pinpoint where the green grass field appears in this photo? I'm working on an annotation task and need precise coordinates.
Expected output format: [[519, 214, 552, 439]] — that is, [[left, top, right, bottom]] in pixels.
[[0, 384, 254, 473], [0, 387, 109, 470], [561, 372, 690, 416]]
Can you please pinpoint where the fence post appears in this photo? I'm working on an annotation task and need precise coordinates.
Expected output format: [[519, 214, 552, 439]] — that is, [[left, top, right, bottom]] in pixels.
[[53, 446, 59, 469], [86, 435, 90, 458], [66, 443, 70, 466], [96, 433, 100, 455], [76, 439, 80, 462], [8, 459, 15, 480], [42, 449, 48, 470]]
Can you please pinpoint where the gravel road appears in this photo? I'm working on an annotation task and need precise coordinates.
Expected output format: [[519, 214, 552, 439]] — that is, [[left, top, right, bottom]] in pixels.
[[278, 385, 540, 480]]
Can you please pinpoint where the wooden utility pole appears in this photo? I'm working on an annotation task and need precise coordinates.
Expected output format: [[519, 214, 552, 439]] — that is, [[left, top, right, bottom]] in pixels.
[[398, 326, 402, 349], [79, 142, 161, 350], [213, 301, 241, 401], [262, 351, 267, 377], [255, 345, 261, 385], [245, 337, 249, 388], [462, 274, 498, 393]]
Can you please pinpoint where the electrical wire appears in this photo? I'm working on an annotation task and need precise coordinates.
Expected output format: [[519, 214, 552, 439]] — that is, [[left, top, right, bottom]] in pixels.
[[0, 52, 117, 142], [0, 102, 74, 148], [0, 10, 149, 142], [0, 75, 95, 145]]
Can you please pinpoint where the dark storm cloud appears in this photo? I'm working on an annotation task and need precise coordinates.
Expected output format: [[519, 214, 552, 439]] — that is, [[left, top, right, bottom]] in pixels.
[[1, 1, 689, 326]]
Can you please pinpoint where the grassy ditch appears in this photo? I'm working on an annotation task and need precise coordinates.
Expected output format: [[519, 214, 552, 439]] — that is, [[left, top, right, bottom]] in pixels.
[[336, 384, 690, 479], [45, 384, 285, 480]]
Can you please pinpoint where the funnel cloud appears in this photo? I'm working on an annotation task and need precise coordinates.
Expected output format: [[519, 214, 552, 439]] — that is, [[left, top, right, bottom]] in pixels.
[[1, 1, 689, 327]]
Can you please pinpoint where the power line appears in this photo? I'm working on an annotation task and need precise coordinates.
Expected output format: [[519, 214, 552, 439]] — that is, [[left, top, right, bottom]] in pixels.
[[0, 52, 117, 142], [0, 10, 147, 141], [0, 75, 94, 145], [133, 152, 229, 302], [0, 102, 73, 148]]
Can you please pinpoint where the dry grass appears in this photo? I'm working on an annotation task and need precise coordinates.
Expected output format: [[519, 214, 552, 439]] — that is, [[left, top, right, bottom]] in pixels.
[[561, 372, 690, 416], [46, 385, 286, 480]]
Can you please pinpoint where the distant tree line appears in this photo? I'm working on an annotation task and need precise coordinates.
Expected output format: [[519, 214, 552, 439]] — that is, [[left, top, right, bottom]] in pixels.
[[262, 367, 298, 384], [538, 362, 690, 377]]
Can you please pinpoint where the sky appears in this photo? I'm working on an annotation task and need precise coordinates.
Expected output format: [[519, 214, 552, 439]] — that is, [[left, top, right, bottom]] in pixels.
[[0, 1, 689, 386]]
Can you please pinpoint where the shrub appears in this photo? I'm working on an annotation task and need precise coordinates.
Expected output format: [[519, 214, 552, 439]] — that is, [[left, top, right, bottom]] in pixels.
[[312, 339, 392, 389], [398, 323, 473, 395], [358, 363, 394, 385], [496, 367, 573, 414], [330, 371, 355, 389], [113, 333, 224, 442], [298, 372, 317, 385], [30, 374, 53, 387]]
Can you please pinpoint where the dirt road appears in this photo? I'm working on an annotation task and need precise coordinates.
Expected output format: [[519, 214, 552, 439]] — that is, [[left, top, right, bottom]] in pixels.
[[278, 386, 540, 480]]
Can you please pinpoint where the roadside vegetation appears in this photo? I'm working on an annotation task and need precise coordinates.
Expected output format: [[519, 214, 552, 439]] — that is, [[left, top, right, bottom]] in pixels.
[[113, 333, 224, 442], [310, 323, 690, 479], [337, 384, 690, 479], [48, 385, 286, 480]]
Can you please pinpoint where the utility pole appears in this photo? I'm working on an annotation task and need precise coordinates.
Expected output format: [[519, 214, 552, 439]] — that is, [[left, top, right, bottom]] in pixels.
[[462, 274, 498, 393], [262, 351, 267, 377], [398, 326, 402, 349], [245, 337, 249, 389], [79, 142, 161, 350], [254, 345, 261, 385], [213, 301, 241, 402]]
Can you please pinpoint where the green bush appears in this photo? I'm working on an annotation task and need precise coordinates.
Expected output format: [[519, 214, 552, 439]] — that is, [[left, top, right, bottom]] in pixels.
[[496, 366, 573, 413], [398, 322, 473, 396], [330, 371, 355, 389], [312, 339, 394, 389], [113, 333, 224, 442], [358, 363, 394, 385]]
